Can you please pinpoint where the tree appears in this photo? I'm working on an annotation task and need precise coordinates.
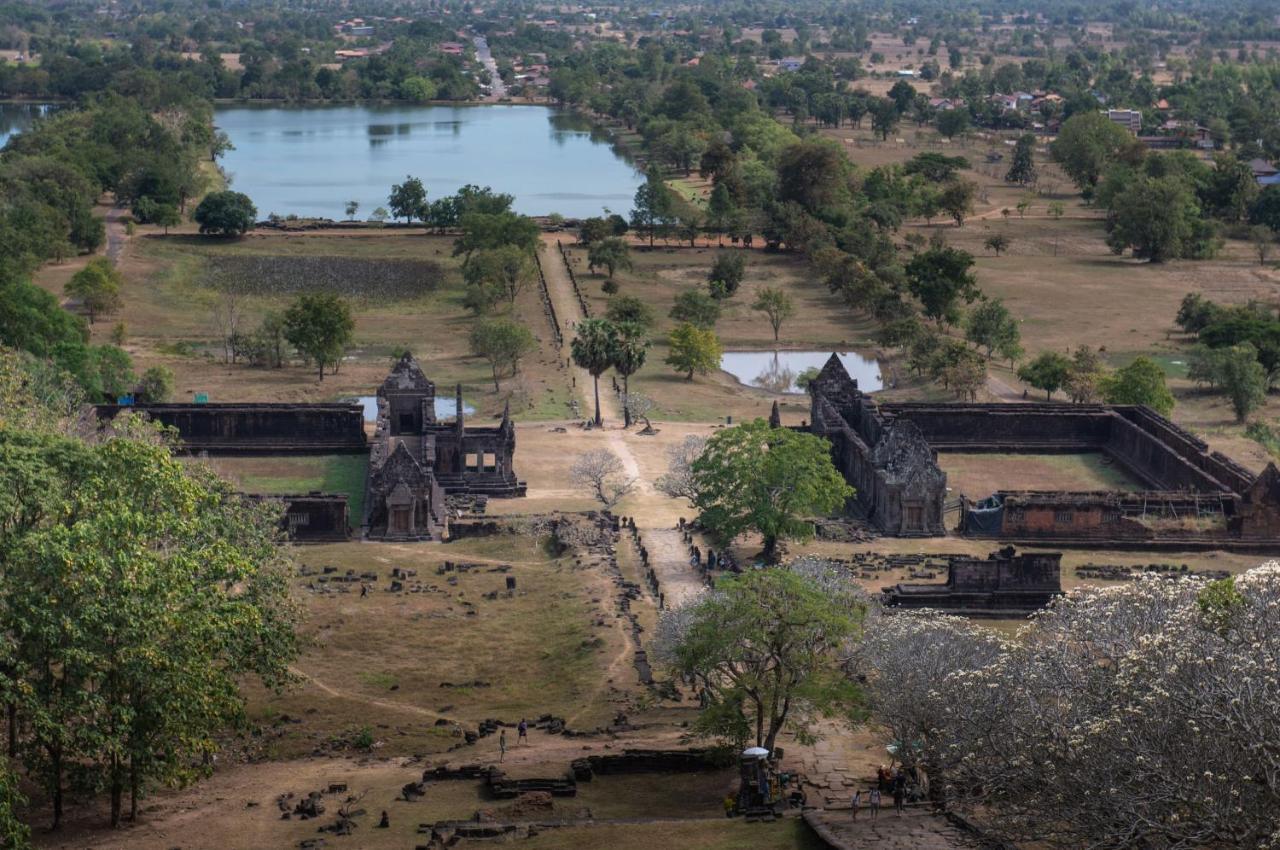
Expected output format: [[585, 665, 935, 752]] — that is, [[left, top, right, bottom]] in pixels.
[[612, 322, 650, 426], [571, 318, 618, 427], [705, 182, 738, 246], [1102, 356, 1175, 415], [1250, 185, 1280, 231], [984, 233, 1010, 256], [570, 449, 636, 508], [1106, 175, 1204, 262], [631, 164, 675, 247], [192, 191, 256, 237], [939, 179, 977, 226], [282, 293, 355, 382], [344, 200, 359, 221], [587, 237, 632, 278], [870, 97, 900, 141], [464, 245, 534, 306], [149, 203, 181, 235], [1251, 225, 1274, 266], [1064, 345, 1107, 403], [452, 212, 540, 265], [0, 425, 299, 830], [776, 138, 853, 214], [64, 258, 123, 324], [708, 252, 747, 300], [1005, 134, 1038, 185], [688, 419, 854, 562], [655, 434, 707, 500], [965, 298, 1020, 359], [752, 287, 795, 341], [1017, 351, 1072, 400], [371, 206, 389, 225], [469, 318, 536, 390], [666, 322, 722, 381], [605, 296, 655, 331], [388, 176, 428, 223], [135, 365, 174, 403], [670, 289, 721, 329], [653, 565, 862, 752], [0, 763, 28, 850], [906, 245, 980, 328], [936, 108, 969, 140], [1213, 344, 1268, 422], [1051, 111, 1140, 190]]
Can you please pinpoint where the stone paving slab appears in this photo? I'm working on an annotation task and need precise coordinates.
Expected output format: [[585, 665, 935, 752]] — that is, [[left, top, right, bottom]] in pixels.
[[805, 808, 989, 850]]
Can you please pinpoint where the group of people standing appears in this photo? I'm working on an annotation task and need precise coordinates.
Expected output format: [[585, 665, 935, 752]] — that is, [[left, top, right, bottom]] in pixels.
[[850, 766, 911, 820]]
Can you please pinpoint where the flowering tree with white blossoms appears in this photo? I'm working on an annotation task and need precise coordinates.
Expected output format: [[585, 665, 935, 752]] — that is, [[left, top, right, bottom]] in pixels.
[[854, 565, 1280, 849]]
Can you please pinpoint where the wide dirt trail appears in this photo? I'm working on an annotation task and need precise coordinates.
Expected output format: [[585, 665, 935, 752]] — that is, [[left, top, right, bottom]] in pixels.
[[540, 236, 705, 608]]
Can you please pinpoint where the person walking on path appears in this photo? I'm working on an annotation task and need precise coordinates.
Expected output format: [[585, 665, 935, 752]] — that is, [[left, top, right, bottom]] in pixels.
[[517, 718, 528, 744], [851, 789, 861, 820], [499, 729, 507, 762], [869, 788, 881, 819], [893, 784, 905, 815]]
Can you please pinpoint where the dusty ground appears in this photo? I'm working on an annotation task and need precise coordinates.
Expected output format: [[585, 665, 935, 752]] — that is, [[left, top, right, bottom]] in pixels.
[[937, 451, 1144, 498]]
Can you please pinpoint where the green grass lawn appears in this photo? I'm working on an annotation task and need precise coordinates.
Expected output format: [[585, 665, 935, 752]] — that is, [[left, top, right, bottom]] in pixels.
[[205, 454, 368, 522]]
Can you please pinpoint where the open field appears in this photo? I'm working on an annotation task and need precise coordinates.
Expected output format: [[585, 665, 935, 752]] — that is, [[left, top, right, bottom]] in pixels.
[[201, 454, 369, 522], [35, 228, 576, 421], [938, 451, 1144, 498]]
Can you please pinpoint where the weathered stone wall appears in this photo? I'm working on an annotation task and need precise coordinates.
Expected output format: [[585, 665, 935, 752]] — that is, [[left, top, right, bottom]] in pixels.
[[884, 403, 1113, 450], [94, 403, 367, 453]]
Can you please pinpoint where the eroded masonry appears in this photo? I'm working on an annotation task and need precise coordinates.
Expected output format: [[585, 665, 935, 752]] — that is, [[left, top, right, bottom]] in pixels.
[[808, 355, 1280, 550], [95, 354, 525, 542]]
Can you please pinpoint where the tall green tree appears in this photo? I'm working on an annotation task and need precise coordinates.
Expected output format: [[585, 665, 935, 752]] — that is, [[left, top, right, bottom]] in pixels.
[[192, 191, 256, 237], [1005, 134, 1038, 186], [464, 245, 534, 306], [587, 237, 632, 278], [631, 164, 675, 247], [1102, 356, 1175, 415], [388, 176, 428, 223], [469, 318, 536, 390], [906, 245, 980, 328], [1211, 344, 1267, 422], [64, 258, 123, 324], [1051, 111, 1141, 191], [0, 423, 299, 830], [1018, 351, 1073, 400], [666, 322, 722, 381], [654, 566, 863, 751], [1106, 175, 1204, 262], [282, 293, 355, 381], [670, 289, 721, 329], [571, 318, 618, 427], [964, 298, 1021, 359], [751, 287, 795, 341], [689, 419, 854, 562]]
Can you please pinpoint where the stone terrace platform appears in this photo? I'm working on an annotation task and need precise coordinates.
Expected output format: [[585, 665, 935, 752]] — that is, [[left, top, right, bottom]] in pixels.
[[805, 808, 991, 849]]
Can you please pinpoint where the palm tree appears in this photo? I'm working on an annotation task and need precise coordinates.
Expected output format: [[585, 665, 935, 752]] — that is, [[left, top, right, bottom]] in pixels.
[[571, 318, 618, 427], [612, 322, 650, 427]]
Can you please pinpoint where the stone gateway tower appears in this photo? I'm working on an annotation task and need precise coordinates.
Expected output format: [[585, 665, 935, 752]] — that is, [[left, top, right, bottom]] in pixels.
[[364, 353, 526, 540], [807, 354, 948, 536]]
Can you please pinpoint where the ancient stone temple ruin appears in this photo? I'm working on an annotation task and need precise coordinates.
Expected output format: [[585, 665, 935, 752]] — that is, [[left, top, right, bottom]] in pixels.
[[807, 353, 1280, 551], [807, 354, 948, 536], [364, 354, 525, 540], [884, 547, 1063, 617]]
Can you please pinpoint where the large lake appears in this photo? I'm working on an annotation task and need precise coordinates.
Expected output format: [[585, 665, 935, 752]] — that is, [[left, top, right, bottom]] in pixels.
[[0, 102, 60, 147], [214, 104, 640, 219]]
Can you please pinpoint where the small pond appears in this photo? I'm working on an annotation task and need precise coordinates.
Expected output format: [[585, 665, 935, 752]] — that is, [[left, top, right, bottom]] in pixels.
[[350, 395, 476, 422], [720, 350, 883, 394]]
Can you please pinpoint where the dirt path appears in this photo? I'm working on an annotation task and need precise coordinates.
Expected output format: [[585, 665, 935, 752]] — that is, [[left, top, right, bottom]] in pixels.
[[106, 204, 129, 264], [541, 236, 705, 609]]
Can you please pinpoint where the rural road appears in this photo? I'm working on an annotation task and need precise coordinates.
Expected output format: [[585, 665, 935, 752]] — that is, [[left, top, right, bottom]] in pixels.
[[473, 36, 506, 101]]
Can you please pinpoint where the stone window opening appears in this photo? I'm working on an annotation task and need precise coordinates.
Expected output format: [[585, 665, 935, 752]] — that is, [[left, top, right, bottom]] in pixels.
[[482, 452, 497, 472], [465, 452, 480, 471], [1054, 508, 1073, 524]]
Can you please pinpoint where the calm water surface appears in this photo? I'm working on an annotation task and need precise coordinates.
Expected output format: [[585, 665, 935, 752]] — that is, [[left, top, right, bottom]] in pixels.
[[0, 102, 60, 147], [720, 350, 883, 394], [350, 395, 474, 422], [215, 104, 639, 219]]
